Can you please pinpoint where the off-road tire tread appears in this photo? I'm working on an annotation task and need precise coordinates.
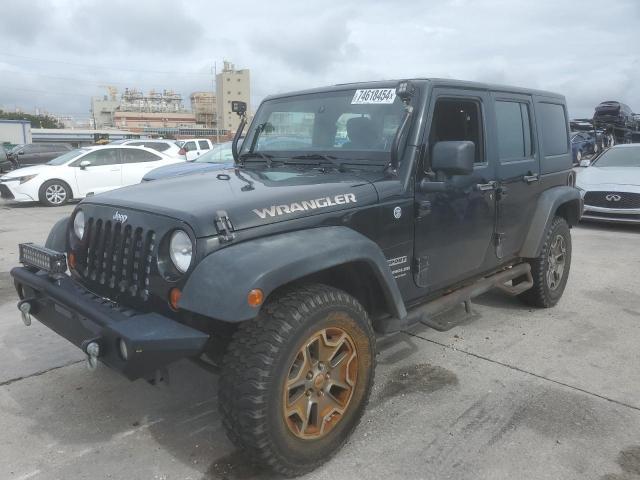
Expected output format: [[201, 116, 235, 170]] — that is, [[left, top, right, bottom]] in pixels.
[[518, 216, 570, 308], [218, 284, 375, 477]]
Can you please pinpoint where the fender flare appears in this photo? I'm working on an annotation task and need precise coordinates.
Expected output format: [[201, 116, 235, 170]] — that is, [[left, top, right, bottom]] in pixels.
[[179, 226, 407, 323], [519, 186, 582, 258], [45, 215, 70, 252]]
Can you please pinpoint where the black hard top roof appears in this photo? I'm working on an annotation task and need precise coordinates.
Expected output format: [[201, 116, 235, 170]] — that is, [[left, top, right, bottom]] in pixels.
[[263, 78, 564, 102]]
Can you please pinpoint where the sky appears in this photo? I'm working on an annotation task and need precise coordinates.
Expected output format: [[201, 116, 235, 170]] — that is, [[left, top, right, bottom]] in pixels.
[[1, 0, 639, 121]]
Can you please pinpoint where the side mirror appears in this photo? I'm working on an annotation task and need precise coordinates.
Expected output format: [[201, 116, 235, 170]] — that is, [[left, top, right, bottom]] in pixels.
[[579, 159, 591, 167], [79, 160, 91, 169], [431, 141, 475, 176], [231, 101, 247, 116]]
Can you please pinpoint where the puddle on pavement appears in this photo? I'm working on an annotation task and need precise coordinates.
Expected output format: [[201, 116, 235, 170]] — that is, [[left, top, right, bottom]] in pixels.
[[601, 445, 640, 479], [205, 450, 275, 480], [372, 363, 458, 406]]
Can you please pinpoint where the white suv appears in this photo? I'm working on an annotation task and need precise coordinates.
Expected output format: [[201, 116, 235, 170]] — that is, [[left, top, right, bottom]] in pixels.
[[178, 138, 214, 161]]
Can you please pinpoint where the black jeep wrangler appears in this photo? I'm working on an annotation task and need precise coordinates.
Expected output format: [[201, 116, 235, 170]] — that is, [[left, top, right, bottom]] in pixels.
[[11, 79, 582, 476]]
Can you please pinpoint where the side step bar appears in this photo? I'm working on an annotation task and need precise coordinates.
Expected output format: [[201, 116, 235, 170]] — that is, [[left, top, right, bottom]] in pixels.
[[409, 263, 533, 332]]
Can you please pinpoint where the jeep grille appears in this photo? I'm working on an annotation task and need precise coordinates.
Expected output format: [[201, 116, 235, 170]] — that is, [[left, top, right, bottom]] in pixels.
[[76, 217, 156, 301]]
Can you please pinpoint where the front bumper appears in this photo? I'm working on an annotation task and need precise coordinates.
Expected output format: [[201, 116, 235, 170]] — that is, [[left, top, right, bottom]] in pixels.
[[11, 266, 209, 380], [0, 181, 36, 202], [582, 205, 640, 224]]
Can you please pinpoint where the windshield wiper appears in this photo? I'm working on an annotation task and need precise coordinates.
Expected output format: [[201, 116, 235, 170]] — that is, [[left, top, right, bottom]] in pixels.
[[239, 151, 276, 167], [288, 154, 347, 172]]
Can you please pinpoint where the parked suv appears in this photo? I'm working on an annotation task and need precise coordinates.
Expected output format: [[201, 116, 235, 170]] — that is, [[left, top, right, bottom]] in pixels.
[[10, 79, 581, 476], [8, 143, 72, 167], [178, 138, 213, 161]]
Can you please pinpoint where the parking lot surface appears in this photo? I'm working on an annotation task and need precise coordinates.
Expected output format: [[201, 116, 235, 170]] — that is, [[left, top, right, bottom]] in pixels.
[[1, 199, 639, 480]]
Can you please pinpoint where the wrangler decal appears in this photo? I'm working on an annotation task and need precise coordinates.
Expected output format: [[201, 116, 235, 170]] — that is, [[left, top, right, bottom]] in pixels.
[[253, 194, 357, 219]]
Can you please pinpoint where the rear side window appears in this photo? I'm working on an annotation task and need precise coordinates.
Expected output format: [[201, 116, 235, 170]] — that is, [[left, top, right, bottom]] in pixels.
[[184, 141, 197, 152], [538, 103, 569, 156], [120, 148, 161, 163], [495, 101, 533, 161], [130, 142, 170, 152], [198, 140, 210, 150]]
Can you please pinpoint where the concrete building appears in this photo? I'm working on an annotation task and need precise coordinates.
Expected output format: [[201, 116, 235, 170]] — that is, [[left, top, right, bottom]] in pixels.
[[0, 120, 32, 145], [190, 92, 217, 127], [216, 61, 250, 133]]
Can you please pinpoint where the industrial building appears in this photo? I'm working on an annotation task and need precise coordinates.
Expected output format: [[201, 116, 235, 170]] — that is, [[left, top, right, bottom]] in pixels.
[[216, 61, 251, 133], [0, 119, 32, 146], [190, 92, 217, 127]]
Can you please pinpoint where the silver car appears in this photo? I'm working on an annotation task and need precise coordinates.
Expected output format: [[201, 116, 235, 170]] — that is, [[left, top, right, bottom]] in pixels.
[[576, 144, 640, 224]]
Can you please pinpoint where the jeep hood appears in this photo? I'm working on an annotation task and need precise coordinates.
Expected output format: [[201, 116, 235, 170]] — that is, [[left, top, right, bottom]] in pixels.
[[143, 161, 233, 181], [85, 167, 380, 237]]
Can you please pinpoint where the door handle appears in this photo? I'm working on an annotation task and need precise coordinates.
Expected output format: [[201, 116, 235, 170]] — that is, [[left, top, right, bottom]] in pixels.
[[476, 181, 497, 191], [523, 174, 539, 184], [110, 168, 119, 172]]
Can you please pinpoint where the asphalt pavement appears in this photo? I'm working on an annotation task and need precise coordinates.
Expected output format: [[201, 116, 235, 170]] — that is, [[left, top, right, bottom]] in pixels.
[[1, 199, 639, 480]]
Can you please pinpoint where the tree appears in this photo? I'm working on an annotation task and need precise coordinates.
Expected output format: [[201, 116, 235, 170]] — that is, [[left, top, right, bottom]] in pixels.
[[0, 110, 64, 129]]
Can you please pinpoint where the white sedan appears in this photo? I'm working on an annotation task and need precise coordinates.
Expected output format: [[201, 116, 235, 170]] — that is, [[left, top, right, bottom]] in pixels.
[[0, 145, 183, 206]]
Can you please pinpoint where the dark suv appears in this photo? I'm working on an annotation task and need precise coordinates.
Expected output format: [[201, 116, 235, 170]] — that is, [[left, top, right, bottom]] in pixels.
[[8, 143, 72, 167], [10, 79, 582, 476], [593, 101, 635, 128]]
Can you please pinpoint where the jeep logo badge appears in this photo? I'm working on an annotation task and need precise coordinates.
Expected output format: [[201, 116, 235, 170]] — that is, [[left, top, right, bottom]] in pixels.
[[605, 194, 621, 202], [113, 211, 128, 223]]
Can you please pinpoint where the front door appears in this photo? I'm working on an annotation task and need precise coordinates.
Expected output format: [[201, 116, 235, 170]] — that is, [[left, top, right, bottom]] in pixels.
[[413, 90, 497, 291], [491, 93, 541, 259], [73, 149, 122, 196]]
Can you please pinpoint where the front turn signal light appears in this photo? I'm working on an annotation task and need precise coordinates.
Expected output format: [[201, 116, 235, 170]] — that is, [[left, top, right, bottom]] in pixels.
[[247, 289, 264, 307], [169, 288, 182, 311]]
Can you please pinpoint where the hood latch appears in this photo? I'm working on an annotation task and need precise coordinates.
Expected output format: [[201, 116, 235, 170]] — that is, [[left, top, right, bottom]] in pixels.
[[214, 210, 235, 243]]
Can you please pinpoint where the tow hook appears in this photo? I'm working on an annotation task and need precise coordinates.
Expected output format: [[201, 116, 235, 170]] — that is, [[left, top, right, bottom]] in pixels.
[[85, 341, 101, 371], [17, 299, 33, 326]]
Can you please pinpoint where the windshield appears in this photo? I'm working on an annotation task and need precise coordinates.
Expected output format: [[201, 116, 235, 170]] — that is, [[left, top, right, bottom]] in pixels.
[[593, 147, 640, 168], [194, 142, 233, 163], [47, 148, 88, 165], [241, 88, 405, 163]]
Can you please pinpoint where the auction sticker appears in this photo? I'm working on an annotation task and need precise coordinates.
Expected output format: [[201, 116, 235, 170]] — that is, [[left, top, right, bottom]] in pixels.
[[351, 88, 396, 104]]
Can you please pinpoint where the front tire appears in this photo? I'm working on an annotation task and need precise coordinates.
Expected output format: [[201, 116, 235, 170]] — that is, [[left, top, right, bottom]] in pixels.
[[219, 284, 375, 476], [519, 216, 572, 308], [39, 180, 71, 206]]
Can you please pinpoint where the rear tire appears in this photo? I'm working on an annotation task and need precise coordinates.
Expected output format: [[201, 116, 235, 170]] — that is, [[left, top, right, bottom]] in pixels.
[[518, 216, 572, 308], [39, 180, 71, 207], [219, 284, 375, 476]]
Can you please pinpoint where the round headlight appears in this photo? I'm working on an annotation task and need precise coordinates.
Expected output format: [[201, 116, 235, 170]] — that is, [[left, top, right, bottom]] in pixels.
[[169, 230, 193, 273], [73, 210, 85, 239]]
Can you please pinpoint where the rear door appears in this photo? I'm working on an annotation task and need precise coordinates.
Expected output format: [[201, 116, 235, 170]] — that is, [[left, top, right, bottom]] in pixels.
[[73, 149, 122, 196], [120, 148, 167, 185], [491, 92, 540, 259]]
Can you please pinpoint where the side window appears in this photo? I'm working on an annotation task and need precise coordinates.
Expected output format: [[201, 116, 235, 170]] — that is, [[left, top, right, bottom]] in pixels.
[[198, 140, 210, 150], [429, 98, 484, 165], [121, 149, 162, 164], [75, 149, 120, 167], [183, 141, 197, 152], [149, 143, 170, 152], [495, 101, 534, 161], [538, 103, 569, 156]]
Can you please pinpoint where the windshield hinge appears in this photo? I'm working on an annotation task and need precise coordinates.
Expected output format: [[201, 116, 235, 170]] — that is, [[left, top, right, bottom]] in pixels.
[[214, 210, 235, 243]]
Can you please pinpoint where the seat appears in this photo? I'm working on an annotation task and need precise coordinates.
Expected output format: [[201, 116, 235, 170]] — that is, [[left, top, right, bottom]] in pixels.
[[343, 117, 377, 149]]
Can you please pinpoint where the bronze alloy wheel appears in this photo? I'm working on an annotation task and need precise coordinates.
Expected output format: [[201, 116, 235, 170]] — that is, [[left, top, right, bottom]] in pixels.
[[283, 323, 358, 440], [547, 234, 566, 291]]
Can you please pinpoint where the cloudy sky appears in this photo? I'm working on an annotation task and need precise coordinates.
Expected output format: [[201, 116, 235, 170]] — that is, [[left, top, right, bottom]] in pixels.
[[1, 0, 639, 121]]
